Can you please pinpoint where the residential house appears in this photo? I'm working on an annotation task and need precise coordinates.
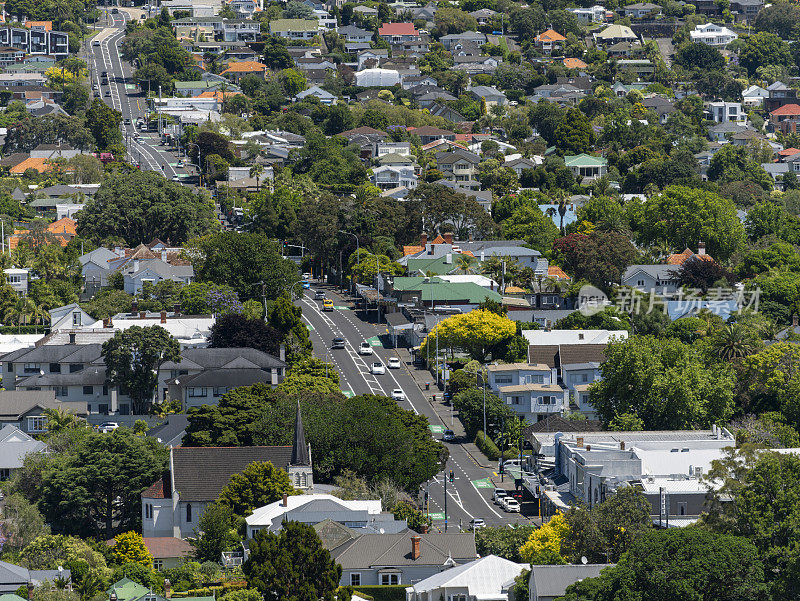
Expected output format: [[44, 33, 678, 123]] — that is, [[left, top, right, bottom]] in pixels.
[[268, 18, 319, 39], [467, 85, 507, 107], [142, 538, 192, 570], [246, 494, 406, 538], [0, 424, 46, 481], [642, 96, 675, 123], [295, 85, 337, 105], [690, 22, 737, 45], [355, 68, 402, 87], [408, 555, 529, 601], [770, 103, 800, 128], [569, 5, 607, 23], [401, 75, 437, 90], [338, 24, 372, 43], [377, 22, 419, 43], [220, 60, 267, 83], [730, 0, 763, 20], [142, 410, 313, 539], [371, 164, 418, 190], [410, 126, 455, 145], [357, 48, 389, 70], [742, 84, 768, 108], [161, 347, 287, 408], [623, 2, 661, 17], [429, 102, 467, 123], [436, 148, 481, 188], [534, 29, 566, 54], [3, 269, 27, 295], [529, 565, 612, 601], [331, 533, 476, 587], [469, 7, 497, 24], [764, 81, 798, 113], [107, 578, 212, 601], [617, 59, 654, 77], [0, 560, 71, 593], [563, 154, 608, 180], [0, 26, 68, 58], [0, 390, 85, 435], [487, 361, 565, 422], [621, 265, 680, 295], [0, 47, 25, 67], [593, 24, 638, 46], [439, 31, 487, 50], [507, 156, 543, 178], [388, 276, 502, 311], [120, 257, 194, 295], [666, 244, 713, 266], [49, 304, 98, 331]]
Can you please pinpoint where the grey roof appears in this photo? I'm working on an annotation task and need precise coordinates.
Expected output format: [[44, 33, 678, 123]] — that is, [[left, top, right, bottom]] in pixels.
[[16, 366, 107, 388], [338, 25, 371, 38], [0, 425, 46, 469], [125, 258, 194, 280], [147, 414, 189, 447], [171, 367, 272, 389], [331, 533, 476, 568], [530, 564, 612, 598], [0, 391, 85, 420], [622, 264, 676, 281], [468, 85, 506, 99], [171, 446, 294, 501], [162, 347, 286, 371], [436, 148, 480, 165], [2, 343, 102, 365]]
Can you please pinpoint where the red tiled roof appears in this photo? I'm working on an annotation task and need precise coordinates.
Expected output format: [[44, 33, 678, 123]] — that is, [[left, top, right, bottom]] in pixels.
[[142, 478, 166, 499], [770, 103, 800, 116], [536, 29, 566, 42], [548, 265, 571, 281], [378, 22, 418, 36], [779, 147, 800, 156], [143, 537, 192, 559], [403, 245, 424, 256], [564, 58, 588, 69], [666, 248, 713, 265]]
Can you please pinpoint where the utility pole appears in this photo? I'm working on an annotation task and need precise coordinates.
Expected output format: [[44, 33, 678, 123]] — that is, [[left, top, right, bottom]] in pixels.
[[443, 463, 448, 533]]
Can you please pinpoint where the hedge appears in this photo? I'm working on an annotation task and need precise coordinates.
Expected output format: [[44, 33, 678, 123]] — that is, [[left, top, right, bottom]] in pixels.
[[0, 325, 49, 335], [171, 581, 247, 598], [352, 585, 407, 601], [475, 430, 518, 462]]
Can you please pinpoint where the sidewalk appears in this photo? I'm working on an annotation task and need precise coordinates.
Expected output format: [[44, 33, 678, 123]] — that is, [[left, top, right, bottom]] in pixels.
[[394, 346, 494, 469]]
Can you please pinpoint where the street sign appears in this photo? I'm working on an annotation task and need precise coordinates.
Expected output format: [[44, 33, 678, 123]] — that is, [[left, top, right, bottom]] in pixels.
[[335, 306, 350, 310], [429, 512, 445, 520], [367, 336, 383, 347], [342, 390, 355, 398], [472, 478, 494, 489], [306, 324, 315, 331], [429, 425, 445, 434]]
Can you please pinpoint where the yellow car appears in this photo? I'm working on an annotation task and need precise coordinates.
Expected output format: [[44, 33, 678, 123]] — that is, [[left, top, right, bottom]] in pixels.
[[322, 299, 334, 311]]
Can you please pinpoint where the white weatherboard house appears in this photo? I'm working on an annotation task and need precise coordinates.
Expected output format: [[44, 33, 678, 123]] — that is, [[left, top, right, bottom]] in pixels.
[[406, 555, 529, 601], [690, 23, 737, 46]]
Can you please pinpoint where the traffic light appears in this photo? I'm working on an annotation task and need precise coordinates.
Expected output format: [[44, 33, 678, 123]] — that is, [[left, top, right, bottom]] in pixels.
[[449, 470, 454, 483], [499, 463, 505, 474]]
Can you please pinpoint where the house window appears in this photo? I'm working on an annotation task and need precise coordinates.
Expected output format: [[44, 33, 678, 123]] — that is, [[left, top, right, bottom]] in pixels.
[[23, 363, 39, 374], [350, 573, 361, 586], [27, 416, 46, 432], [102, 385, 108, 396], [189, 387, 207, 397], [69, 363, 84, 373], [0, 468, 10, 481], [678, 502, 687, 516], [153, 559, 163, 571], [581, 373, 588, 383], [213, 387, 227, 397], [49, 363, 61, 373], [494, 375, 512, 384], [83, 386, 93, 395], [145, 503, 153, 519], [99, 403, 109, 415], [380, 574, 399, 586], [186, 504, 192, 522], [57, 386, 68, 397], [72, 311, 81, 326]]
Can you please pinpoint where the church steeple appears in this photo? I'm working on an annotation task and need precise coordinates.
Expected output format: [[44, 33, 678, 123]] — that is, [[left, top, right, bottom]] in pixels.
[[291, 401, 310, 466]]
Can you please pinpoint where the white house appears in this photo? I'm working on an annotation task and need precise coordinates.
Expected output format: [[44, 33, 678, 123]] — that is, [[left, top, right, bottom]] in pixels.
[[742, 84, 768, 108], [621, 265, 680, 295], [295, 85, 337, 105], [487, 362, 566, 423], [708, 101, 746, 123], [371, 164, 418, 190], [3, 268, 28, 295], [690, 23, 738, 46], [407, 555, 529, 601], [568, 5, 606, 23]]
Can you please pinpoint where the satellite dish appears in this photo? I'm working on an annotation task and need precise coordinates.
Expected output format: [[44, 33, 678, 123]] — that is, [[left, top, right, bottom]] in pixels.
[[581, 556, 588, 565], [379, 528, 385, 534]]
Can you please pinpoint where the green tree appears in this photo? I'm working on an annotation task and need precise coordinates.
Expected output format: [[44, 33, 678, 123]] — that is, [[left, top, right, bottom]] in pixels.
[[218, 461, 298, 518], [754, 2, 800, 38], [191, 502, 241, 563], [627, 185, 745, 261], [552, 232, 638, 291], [209, 314, 281, 356], [111, 531, 153, 567], [519, 513, 570, 565], [590, 336, 736, 429], [77, 170, 216, 245], [739, 31, 793, 76], [560, 528, 767, 601], [501, 203, 560, 254], [267, 296, 312, 366], [84, 99, 122, 151], [475, 525, 536, 562], [740, 342, 800, 423], [554, 108, 594, 154], [277, 358, 340, 395], [280, 68, 307, 97], [244, 522, 341, 601], [674, 42, 725, 70], [102, 326, 180, 415], [420, 309, 517, 362], [0, 493, 49, 551], [391, 500, 431, 533], [453, 388, 513, 440], [707, 144, 773, 191]]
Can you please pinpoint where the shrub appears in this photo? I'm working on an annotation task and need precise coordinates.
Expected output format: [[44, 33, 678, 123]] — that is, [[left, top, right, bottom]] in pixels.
[[352, 585, 406, 601], [475, 430, 501, 461]]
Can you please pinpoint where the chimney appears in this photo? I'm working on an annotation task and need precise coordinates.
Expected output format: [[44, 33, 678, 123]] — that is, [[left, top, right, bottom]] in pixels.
[[164, 579, 171, 599], [578, 333, 584, 340], [161, 249, 168, 262], [697, 241, 706, 256], [103, 318, 108, 328], [27, 582, 34, 601], [140, 311, 146, 319], [443, 232, 453, 245], [282, 493, 289, 507], [586, 444, 591, 451], [162, 471, 172, 499], [620, 441, 625, 450], [108, 316, 113, 328], [160, 311, 167, 324], [420, 232, 428, 247], [576, 436, 584, 448], [69, 332, 76, 344], [793, 314, 798, 328], [174, 303, 181, 316], [411, 535, 421, 560], [131, 301, 138, 315], [280, 343, 286, 362], [133, 259, 140, 272], [445, 253, 452, 264]]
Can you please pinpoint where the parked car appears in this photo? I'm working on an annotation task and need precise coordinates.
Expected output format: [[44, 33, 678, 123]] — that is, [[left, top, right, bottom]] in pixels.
[[98, 422, 119, 433], [171, 175, 181, 182], [469, 518, 486, 530], [332, 337, 346, 349], [391, 388, 405, 401], [359, 342, 373, 355], [314, 290, 326, 300], [388, 357, 402, 369], [371, 362, 385, 375], [493, 488, 507, 504], [92, 40, 100, 47], [504, 498, 521, 513], [322, 299, 334, 311], [442, 429, 455, 442]]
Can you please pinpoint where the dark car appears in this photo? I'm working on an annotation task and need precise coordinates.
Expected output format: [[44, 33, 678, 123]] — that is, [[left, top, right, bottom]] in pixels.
[[314, 290, 325, 300], [332, 337, 346, 349]]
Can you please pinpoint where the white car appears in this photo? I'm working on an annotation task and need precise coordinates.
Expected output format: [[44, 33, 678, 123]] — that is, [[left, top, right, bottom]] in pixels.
[[98, 422, 119, 433], [469, 518, 486, 530], [359, 342, 373, 355], [493, 488, 507, 504], [177, 160, 185, 168], [504, 498, 521, 513], [371, 362, 385, 375], [391, 388, 405, 401], [387, 357, 402, 369]]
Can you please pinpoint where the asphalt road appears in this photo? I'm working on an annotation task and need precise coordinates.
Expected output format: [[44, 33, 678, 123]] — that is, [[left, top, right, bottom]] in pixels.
[[298, 284, 533, 529], [88, 10, 195, 182]]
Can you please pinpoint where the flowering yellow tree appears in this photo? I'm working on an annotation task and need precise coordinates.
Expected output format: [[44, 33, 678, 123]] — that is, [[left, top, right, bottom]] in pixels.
[[519, 512, 570, 565], [111, 531, 153, 567], [420, 309, 516, 362]]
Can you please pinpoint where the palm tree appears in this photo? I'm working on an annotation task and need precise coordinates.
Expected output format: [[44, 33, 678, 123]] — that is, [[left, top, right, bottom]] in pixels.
[[713, 324, 755, 361], [249, 164, 264, 192], [554, 189, 568, 234], [5, 296, 33, 333], [480, 256, 505, 290], [43, 407, 81, 433], [455, 254, 475, 274], [29, 303, 49, 333]]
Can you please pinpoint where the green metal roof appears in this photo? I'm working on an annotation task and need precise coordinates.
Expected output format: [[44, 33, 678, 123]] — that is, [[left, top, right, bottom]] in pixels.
[[564, 153, 608, 167], [392, 276, 502, 303]]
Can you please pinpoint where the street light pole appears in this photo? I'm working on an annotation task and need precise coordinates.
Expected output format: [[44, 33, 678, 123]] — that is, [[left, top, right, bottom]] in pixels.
[[478, 369, 487, 436], [338, 230, 358, 296], [443, 462, 448, 533]]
